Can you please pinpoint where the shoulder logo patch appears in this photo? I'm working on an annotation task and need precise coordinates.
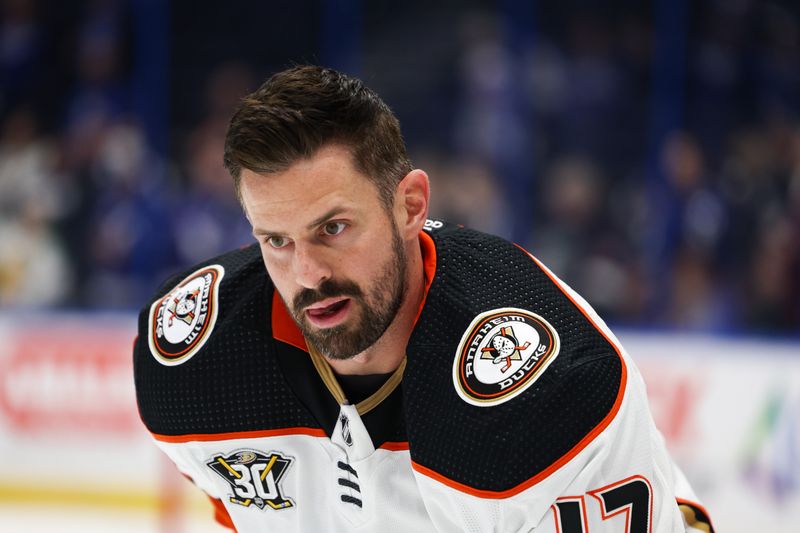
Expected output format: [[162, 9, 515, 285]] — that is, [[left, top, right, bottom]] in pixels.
[[148, 264, 224, 366], [453, 307, 560, 406], [208, 449, 294, 510]]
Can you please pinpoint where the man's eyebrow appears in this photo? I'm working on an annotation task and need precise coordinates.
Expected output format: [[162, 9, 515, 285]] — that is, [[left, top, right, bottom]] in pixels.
[[252, 227, 276, 237], [252, 207, 349, 236], [305, 207, 348, 230]]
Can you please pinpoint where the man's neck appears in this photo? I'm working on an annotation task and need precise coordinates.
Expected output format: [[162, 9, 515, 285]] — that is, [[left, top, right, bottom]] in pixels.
[[326, 239, 425, 376]]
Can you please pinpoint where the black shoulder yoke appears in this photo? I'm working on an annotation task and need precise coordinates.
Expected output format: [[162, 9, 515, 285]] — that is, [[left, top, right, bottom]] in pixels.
[[405, 223, 623, 493], [133, 245, 319, 436]]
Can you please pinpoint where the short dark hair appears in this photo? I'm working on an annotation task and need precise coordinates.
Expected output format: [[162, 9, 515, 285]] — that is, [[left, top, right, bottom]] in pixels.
[[223, 65, 413, 208]]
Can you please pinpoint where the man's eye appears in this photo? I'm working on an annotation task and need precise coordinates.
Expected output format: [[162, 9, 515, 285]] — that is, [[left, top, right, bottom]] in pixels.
[[267, 236, 290, 249], [322, 222, 347, 236]]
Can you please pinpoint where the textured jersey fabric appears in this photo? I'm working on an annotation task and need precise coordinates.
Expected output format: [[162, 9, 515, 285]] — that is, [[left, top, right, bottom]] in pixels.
[[133, 221, 713, 533]]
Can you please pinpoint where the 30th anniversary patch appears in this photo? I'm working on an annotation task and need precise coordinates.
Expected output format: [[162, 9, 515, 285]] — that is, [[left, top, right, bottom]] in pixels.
[[207, 449, 294, 511], [147, 264, 224, 366], [453, 307, 560, 406]]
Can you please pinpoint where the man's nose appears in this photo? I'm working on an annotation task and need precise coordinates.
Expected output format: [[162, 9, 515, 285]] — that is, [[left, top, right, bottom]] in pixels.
[[293, 243, 332, 289]]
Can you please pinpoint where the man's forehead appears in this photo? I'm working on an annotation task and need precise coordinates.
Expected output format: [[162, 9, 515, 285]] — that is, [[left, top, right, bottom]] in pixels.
[[244, 184, 359, 231], [241, 168, 354, 206], [240, 177, 380, 235], [240, 145, 383, 211]]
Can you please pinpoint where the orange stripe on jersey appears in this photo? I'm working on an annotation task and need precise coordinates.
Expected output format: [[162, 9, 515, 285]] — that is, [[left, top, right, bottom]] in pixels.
[[412, 244, 628, 499], [415, 230, 437, 325], [151, 426, 327, 443], [379, 441, 410, 451], [518, 245, 628, 488]]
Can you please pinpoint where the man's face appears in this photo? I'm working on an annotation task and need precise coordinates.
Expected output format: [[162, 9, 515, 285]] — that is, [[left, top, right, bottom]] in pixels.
[[240, 145, 407, 360]]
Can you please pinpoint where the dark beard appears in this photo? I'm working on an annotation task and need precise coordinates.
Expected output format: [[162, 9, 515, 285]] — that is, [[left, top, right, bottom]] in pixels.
[[289, 223, 407, 360]]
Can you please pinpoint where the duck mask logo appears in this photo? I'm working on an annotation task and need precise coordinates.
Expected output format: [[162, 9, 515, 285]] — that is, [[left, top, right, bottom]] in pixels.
[[453, 307, 560, 406], [148, 265, 225, 366]]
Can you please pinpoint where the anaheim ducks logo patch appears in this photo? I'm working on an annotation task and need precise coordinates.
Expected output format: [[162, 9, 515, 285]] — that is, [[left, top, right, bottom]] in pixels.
[[453, 307, 560, 406], [148, 265, 224, 366]]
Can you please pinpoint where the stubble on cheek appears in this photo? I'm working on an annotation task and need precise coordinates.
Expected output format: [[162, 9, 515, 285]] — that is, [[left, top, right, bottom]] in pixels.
[[269, 219, 408, 360]]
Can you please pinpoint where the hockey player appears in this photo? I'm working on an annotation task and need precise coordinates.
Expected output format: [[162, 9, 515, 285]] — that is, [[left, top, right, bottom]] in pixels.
[[134, 65, 713, 532]]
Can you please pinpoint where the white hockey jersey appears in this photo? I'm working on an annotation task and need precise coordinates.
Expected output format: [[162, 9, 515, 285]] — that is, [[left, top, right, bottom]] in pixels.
[[134, 222, 713, 532]]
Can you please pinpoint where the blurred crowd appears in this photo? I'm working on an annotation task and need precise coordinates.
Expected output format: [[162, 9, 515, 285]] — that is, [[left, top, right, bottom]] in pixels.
[[0, 0, 798, 334], [0, 0, 253, 309]]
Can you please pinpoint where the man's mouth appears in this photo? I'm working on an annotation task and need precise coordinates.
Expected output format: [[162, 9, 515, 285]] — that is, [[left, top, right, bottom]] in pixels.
[[304, 298, 352, 328]]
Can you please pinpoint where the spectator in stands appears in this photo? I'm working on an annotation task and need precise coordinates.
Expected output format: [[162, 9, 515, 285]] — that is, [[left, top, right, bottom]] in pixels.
[[0, 107, 71, 306]]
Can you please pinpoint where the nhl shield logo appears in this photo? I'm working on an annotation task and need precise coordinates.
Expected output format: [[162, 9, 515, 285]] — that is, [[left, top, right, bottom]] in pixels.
[[453, 307, 560, 406], [148, 265, 225, 366], [340, 413, 353, 447]]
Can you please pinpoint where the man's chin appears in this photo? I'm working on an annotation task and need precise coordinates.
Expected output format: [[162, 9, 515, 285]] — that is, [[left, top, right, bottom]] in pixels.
[[299, 322, 354, 358], [294, 302, 395, 361], [306, 335, 363, 361]]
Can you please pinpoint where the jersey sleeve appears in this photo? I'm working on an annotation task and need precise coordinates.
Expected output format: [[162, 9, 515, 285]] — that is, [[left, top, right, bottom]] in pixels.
[[412, 346, 712, 532]]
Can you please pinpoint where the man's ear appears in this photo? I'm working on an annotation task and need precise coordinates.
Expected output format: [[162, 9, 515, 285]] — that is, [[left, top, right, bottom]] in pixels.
[[394, 169, 430, 240]]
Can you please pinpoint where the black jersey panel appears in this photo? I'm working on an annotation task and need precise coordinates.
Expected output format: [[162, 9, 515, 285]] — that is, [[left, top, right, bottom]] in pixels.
[[134, 245, 319, 436], [404, 225, 623, 492]]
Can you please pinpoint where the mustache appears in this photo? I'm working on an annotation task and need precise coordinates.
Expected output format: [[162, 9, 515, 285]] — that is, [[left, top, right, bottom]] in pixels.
[[292, 279, 363, 313]]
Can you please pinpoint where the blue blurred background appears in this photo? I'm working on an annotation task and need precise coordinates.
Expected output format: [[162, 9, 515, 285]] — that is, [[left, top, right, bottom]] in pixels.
[[1, 0, 799, 335], [0, 2, 799, 531]]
